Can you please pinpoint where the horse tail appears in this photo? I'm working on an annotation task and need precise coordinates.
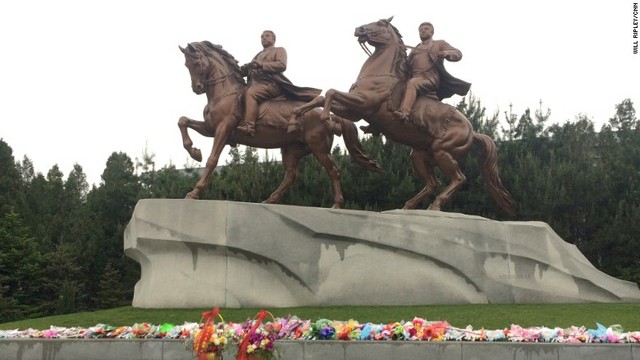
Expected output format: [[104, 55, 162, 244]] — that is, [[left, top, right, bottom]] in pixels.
[[473, 133, 517, 216], [332, 115, 383, 173]]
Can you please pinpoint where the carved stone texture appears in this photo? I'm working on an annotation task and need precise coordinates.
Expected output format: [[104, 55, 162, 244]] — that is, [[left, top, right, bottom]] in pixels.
[[124, 199, 640, 308]]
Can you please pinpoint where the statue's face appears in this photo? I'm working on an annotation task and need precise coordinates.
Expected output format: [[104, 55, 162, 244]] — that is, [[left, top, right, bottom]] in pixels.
[[419, 25, 434, 41], [261, 32, 275, 48]]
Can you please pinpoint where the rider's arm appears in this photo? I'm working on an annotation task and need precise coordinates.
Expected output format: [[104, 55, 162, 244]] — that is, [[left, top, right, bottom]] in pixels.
[[438, 41, 462, 62]]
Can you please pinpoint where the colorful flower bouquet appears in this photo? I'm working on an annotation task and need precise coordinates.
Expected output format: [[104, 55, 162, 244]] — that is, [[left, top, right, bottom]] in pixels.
[[2, 313, 640, 348], [192, 327, 228, 360], [235, 310, 281, 360], [191, 308, 229, 360], [239, 327, 278, 360]]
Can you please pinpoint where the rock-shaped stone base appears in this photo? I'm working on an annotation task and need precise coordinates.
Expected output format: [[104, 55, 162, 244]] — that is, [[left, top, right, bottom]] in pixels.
[[124, 199, 640, 308]]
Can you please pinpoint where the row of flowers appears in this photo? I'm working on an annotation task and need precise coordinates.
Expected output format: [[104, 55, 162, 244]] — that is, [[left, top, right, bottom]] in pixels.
[[2, 316, 640, 344]]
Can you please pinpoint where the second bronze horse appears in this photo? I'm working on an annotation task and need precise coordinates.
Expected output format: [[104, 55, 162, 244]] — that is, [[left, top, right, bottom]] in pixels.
[[291, 17, 516, 215]]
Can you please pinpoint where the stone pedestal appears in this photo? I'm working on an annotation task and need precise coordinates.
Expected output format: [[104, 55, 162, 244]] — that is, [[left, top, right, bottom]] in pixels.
[[124, 199, 640, 308]]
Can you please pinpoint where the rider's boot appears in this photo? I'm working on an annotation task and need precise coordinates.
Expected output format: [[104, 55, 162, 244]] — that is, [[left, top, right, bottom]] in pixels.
[[239, 100, 257, 136], [393, 110, 410, 122], [237, 121, 255, 136]]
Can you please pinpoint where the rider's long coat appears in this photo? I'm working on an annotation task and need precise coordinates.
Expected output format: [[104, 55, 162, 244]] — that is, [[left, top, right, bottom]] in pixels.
[[244, 46, 321, 102], [408, 39, 471, 100]]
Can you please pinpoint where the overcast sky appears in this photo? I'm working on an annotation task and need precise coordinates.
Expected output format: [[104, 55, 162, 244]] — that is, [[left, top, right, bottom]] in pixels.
[[1, 1, 638, 187]]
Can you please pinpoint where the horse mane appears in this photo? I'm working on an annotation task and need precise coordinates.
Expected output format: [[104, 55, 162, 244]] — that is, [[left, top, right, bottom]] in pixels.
[[189, 41, 246, 85], [380, 19, 410, 81]]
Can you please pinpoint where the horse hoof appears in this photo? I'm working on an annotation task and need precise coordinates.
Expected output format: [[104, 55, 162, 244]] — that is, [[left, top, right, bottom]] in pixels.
[[185, 192, 199, 200], [191, 148, 203, 162]]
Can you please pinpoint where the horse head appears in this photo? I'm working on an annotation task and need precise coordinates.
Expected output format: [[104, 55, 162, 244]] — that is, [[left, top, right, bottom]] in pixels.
[[179, 41, 244, 95], [353, 16, 409, 80], [354, 16, 403, 49]]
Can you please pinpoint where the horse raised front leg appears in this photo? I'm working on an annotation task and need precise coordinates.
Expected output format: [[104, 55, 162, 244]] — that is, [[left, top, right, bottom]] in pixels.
[[288, 96, 326, 133], [185, 123, 231, 199], [323, 89, 371, 121], [321, 89, 339, 121], [178, 116, 214, 162]]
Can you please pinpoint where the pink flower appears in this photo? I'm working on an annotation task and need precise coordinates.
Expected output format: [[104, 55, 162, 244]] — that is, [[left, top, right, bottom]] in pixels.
[[42, 329, 58, 339]]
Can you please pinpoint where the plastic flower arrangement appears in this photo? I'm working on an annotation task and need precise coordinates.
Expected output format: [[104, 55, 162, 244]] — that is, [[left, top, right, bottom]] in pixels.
[[311, 319, 336, 340], [194, 327, 228, 359], [236, 310, 281, 360], [192, 308, 228, 360], [3, 314, 640, 347], [242, 327, 277, 358]]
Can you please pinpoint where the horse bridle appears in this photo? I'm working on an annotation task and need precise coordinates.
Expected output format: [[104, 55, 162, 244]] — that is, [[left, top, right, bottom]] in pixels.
[[195, 57, 240, 102], [358, 22, 413, 57], [205, 74, 230, 86], [205, 69, 243, 103]]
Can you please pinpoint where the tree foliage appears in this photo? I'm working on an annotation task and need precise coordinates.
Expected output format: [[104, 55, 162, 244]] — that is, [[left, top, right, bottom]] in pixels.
[[0, 210, 44, 320], [0, 139, 24, 215]]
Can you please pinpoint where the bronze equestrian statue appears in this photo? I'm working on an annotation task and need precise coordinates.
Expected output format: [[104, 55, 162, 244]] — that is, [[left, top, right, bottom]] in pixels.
[[178, 40, 382, 208], [289, 17, 516, 215]]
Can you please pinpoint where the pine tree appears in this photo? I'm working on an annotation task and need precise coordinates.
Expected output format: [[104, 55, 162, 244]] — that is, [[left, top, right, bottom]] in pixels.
[[95, 261, 127, 309], [84, 152, 141, 308], [0, 139, 24, 215], [0, 273, 21, 322], [0, 210, 45, 318]]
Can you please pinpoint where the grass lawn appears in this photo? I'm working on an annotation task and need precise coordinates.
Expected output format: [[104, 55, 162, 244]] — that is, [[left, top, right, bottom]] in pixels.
[[1, 303, 639, 331]]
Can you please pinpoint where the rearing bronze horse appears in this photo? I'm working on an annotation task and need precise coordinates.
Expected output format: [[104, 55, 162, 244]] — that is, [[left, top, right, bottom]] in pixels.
[[291, 17, 516, 215], [178, 41, 382, 208]]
